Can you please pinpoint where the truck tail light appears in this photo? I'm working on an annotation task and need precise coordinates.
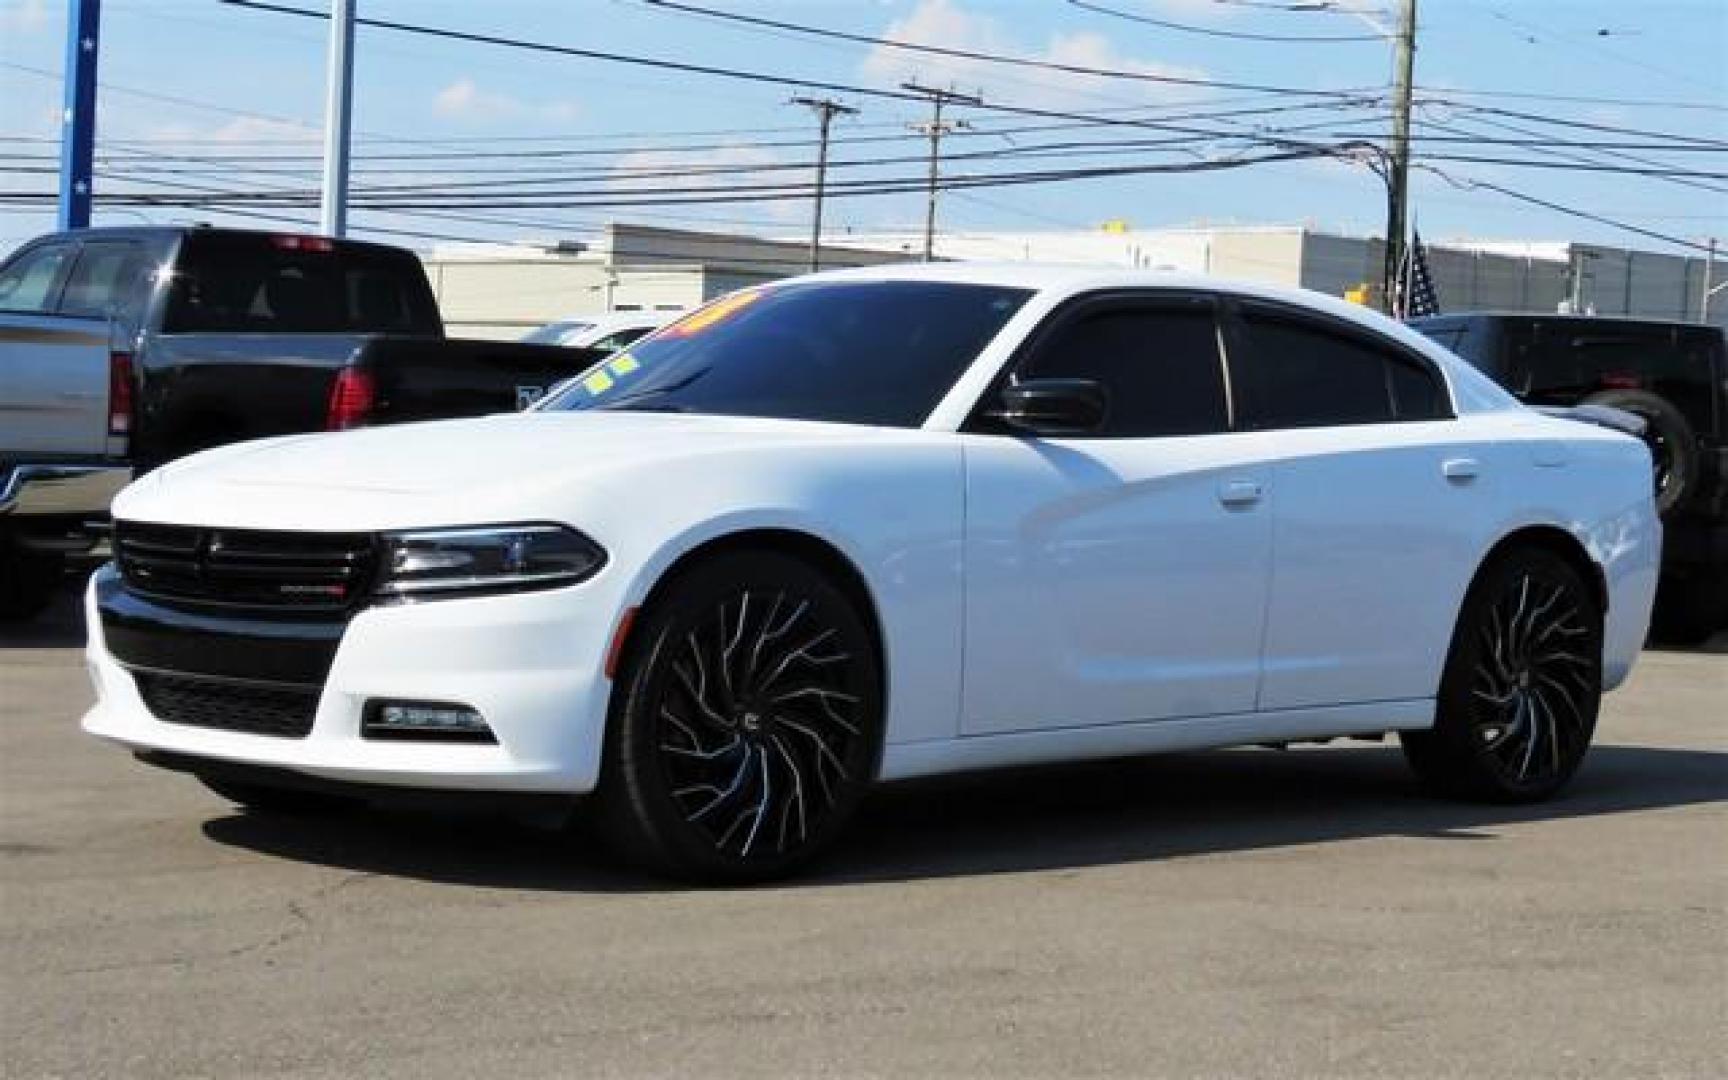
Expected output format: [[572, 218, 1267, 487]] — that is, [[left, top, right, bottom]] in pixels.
[[108, 351, 135, 436], [326, 367, 376, 430]]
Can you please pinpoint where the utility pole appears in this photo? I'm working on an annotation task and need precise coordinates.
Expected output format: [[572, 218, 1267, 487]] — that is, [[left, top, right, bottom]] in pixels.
[[903, 83, 981, 262], [1382, 0, 1417, 313], [58, 0, 101, 230], [1702, 237, 1718, 322], [319, 0, 356, 237], [791, 96, 858, 273]]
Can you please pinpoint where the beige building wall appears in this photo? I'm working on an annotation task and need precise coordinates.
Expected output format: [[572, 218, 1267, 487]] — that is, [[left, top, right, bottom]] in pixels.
[[428, 225, 910, 340], [423, 223, 1726, 338]]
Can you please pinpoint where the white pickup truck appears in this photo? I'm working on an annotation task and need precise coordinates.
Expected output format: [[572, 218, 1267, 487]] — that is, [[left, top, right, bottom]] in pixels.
[[1, 236, 137, 620]]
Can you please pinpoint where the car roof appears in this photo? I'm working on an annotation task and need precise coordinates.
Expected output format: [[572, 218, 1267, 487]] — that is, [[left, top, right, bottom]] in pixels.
[[813, 260, 1420, 340], [806, 261, 1524, 416]]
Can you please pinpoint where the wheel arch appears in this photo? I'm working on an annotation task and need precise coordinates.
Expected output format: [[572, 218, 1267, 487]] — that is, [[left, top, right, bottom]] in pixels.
[[617, 526, 890, 732], [1474, 524, 1609, 617]]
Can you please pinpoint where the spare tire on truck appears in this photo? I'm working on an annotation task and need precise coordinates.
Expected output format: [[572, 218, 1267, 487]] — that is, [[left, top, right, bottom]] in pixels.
[[1581, 388, 1697, 517]]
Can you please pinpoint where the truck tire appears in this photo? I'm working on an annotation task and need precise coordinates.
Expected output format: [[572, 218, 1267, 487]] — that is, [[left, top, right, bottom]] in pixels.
[[0, 533, 63, 622], [1651, 570, 1728, 647], [1581, 389, 1698, 517]]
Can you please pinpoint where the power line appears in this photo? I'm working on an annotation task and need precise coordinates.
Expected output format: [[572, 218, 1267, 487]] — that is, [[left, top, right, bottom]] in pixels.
[[632, 0, 1384, 95], [1417, 166, 1719, 256], [216, 0, 1401, 176], [1064, 0, 1386, 42]]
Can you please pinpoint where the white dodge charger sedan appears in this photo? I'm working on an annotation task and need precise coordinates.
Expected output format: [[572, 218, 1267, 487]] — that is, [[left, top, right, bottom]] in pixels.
[[83, 264, 1660, 881]]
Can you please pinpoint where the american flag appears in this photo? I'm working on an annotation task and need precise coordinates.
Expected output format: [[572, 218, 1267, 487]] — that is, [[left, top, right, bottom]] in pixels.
[[1395, 229, 1441, 319]]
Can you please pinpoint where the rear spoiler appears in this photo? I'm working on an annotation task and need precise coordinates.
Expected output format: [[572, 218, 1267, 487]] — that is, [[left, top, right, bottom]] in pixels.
[[1532, 404, 1647, 439]]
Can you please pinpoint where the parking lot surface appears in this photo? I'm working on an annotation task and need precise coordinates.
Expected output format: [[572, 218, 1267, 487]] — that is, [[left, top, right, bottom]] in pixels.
[[2, 585, 1724, 1079]]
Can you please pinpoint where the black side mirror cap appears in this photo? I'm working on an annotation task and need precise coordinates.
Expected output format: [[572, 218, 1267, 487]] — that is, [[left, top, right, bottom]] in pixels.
[[987, 378, 1108, 436]]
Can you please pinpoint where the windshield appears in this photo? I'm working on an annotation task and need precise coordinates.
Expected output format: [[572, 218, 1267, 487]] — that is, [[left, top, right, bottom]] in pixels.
[[522, 320, 591, 345], [543, 280, 1032, 428]]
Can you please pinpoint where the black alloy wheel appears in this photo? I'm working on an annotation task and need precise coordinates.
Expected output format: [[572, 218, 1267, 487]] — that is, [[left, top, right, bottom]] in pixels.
[[596, 550, 882, 882], [1402, 548, 1603, 802]]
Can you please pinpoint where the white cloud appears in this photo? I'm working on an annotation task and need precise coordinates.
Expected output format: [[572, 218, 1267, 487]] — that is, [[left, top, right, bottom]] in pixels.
[[862, 0, 1211, 109], [434, 77, 521, 120], [433, 77, 579, 124]]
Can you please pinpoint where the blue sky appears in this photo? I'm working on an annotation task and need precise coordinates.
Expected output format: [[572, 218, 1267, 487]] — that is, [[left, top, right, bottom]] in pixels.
[[2, 0, 1725, 255]]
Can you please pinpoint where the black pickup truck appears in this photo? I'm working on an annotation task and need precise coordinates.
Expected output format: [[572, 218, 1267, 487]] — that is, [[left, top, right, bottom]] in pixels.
[[1, 226, 604, 619]]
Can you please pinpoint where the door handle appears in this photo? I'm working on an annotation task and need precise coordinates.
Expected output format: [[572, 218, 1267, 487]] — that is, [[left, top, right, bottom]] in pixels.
[[1442, 457, 1480, 482], [1217, 478, 1263, 507]]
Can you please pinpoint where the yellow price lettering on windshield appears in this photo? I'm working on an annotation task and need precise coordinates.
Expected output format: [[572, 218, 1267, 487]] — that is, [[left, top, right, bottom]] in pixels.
[[582, 370, 615, 395], [661, 289, 763, 338], [608, 353, 639, 376]]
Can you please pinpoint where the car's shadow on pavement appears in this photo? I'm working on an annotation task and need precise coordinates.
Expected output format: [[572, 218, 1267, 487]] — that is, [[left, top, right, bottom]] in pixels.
[[200, 741, 1728, 892]]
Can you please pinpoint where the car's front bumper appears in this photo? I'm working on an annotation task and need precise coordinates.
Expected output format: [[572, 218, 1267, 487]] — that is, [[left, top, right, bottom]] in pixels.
[[81, 565, 618, 794]]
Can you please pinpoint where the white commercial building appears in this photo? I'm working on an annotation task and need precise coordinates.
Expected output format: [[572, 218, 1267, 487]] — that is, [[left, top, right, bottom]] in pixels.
[[424, 222, 1724, 339]]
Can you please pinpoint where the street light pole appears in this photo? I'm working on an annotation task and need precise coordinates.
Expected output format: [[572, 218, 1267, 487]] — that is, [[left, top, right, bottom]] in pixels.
[[57, 0, 102, 231], [792, 96, 858, 273], [318, 0, 356, 237]]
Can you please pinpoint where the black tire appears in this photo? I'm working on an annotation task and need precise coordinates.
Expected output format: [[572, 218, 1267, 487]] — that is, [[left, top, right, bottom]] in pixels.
[[595, 550, 883, 883], [0, 537, 63, 622], [198, 776, 359, 815], [1401, 548, 1604, 803], [1580, 389, 1697, 517]]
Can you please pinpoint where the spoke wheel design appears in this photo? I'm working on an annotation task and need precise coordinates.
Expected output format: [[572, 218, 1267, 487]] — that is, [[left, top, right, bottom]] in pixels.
[[654, 588, 867, 861], [596, 550, 881, 882], [1467, 572, 1596, 789], [1402, 548, 1603, 803]]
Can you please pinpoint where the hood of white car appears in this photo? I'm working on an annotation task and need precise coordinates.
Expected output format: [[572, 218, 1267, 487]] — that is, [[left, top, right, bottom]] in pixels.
[[115, 411, 922, 531]]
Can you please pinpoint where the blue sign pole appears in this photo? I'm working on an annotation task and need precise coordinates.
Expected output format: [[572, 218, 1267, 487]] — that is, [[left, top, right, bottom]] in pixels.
[[58, 0, 102, 231]]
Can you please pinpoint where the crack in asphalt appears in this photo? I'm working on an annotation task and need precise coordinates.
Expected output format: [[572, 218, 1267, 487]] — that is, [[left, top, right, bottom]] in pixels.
[[61, 871, 378, 976]]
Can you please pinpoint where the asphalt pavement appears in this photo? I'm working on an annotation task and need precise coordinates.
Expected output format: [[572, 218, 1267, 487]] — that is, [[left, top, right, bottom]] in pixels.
[[3, 583, 1724, 1079]]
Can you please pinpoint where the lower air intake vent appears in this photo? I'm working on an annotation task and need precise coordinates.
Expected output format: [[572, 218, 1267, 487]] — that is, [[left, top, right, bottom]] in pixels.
[[135, 671, 319, 739]]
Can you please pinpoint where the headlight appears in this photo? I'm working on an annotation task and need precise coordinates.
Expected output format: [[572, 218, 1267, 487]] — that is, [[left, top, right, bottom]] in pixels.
[[376, 524, 605, 599]]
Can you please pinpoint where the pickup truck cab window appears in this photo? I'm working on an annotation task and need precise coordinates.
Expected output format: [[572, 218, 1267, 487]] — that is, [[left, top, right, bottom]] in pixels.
[[59, 242, 153, 319], [160, 231, 440, 335], [0, 242, 74, 315]]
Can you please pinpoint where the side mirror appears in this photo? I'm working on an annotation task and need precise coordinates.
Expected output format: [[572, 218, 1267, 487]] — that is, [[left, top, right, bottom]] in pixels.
[[988, 378, 1108, 435]]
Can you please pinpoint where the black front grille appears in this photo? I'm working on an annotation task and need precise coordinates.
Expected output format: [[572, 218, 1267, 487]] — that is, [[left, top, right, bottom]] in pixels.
[[115, 522, 377, 613], [134, 671, 319, 739]]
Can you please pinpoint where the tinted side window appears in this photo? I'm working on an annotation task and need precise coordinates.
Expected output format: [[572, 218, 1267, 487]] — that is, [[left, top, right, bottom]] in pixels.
[[59, 242, 152, 317], [1022, 305, 1227, 437], [1236, 313, 1446, 428], [1388, 356, 1448, 420], [0, 243, 73, 314]]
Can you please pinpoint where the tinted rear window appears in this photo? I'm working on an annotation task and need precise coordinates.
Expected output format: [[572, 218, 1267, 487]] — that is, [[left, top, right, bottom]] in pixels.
[[161, 233, 440, 334], [546, 281, 1032, 428]]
